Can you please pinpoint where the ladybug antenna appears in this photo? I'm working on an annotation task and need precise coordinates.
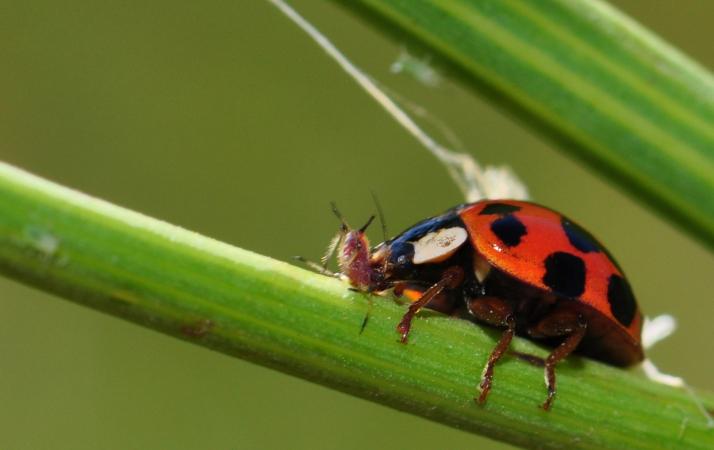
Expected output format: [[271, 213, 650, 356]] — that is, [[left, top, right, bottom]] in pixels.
[[370, 190, 388, 242], [330, 201, 349, 232], [359, 215, 376, 233]]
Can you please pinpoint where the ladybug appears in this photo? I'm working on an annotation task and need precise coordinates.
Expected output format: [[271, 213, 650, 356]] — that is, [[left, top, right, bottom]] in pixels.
[[319, 199, 643, 410]]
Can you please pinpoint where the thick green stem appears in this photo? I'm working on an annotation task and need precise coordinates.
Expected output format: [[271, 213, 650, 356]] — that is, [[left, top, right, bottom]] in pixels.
[[343, 0, 714, 249], [0, 162, 712, 449]]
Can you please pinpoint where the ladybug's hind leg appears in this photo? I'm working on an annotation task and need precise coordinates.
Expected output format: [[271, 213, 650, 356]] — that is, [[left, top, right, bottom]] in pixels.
[[466, 296, 516, 405], [528, 311, 587, 410]]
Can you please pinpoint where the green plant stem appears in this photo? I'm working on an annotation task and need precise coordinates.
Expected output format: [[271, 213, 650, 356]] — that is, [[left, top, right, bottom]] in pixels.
[[342, 0, 714, 249], [0, 161, 712, 449]]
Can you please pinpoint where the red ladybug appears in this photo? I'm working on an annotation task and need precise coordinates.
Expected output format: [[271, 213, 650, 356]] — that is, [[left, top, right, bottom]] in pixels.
[[321, 200, 643, 410]]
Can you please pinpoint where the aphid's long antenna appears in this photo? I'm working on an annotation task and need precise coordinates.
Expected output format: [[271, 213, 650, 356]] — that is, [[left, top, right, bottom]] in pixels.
[[267, 0, 528, 202], [330, 201, 349, 232], [370, 191, 388, 242]]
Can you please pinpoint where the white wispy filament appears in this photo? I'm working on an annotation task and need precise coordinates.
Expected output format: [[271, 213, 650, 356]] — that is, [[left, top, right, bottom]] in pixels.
[[267, 0, 528, 202]]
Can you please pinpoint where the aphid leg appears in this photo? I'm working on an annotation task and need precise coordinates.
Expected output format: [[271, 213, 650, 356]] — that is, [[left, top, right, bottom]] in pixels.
[[533, 314, 587, 411], [358, 280, 414, 336], [396, 267, 464, 343], [320, 232, 344, 270], [347, 286, 380, 335], [293, 255, 339, 277], [359, 295, 374, 335]]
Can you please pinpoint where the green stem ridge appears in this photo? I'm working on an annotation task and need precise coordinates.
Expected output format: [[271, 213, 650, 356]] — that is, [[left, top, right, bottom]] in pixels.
[[1, 162, 712, 449], [345, 0, 714, 248]]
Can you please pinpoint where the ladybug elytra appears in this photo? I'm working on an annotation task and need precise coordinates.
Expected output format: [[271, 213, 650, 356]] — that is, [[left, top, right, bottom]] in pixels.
[[319, 199, 643, 410]]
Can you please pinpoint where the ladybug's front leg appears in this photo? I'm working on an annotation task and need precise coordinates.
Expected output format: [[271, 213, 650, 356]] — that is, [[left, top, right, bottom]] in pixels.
[[467, 296, 515, 404], [528, 311, 587, 410], [396, 266, 464, 343]]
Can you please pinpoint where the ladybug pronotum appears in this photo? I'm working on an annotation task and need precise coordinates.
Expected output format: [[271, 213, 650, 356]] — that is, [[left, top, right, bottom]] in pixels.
[[318, 200, 643, 410]]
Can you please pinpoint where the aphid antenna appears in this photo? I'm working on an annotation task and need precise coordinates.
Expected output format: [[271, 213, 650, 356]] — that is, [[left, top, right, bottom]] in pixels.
[[320, 232, 343, 270], [330, 201, 349, 232], [359, 215, 376, 233], [370, 190, 388, 242]]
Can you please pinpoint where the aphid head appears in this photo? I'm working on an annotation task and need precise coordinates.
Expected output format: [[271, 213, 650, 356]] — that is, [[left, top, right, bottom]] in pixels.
[[328, 203, 377, 291]]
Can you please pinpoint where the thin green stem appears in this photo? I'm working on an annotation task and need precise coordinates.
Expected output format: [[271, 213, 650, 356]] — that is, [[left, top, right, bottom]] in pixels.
[[0, 162, 712, 449]]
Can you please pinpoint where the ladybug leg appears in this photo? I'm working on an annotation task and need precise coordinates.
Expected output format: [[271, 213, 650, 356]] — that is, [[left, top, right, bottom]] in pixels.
[[396, 266, 464, 343], [509, 351, 545, 367], [478, 316, 516, 405], [529, 312, 587, 410], [394, 282, 458, 315], [467, 296, 515, 405]]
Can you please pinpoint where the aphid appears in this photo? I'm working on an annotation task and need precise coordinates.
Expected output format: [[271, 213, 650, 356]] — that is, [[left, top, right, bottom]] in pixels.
[[320, 199, 643, 410]]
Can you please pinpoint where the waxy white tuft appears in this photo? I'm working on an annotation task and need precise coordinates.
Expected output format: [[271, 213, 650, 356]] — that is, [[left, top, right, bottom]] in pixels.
[[267, 0, 529, 204], [640, 314, 714, 428]]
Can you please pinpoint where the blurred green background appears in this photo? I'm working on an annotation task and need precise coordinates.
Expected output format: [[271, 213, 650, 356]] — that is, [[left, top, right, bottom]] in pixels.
[[0, 1, 712, 449]]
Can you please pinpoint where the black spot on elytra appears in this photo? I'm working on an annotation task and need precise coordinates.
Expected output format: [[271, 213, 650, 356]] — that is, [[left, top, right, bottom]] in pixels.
[[562, 218, 600, 253], [542, 252, 586, 298], [479, 203, 521, 216], [607, 274, 637, 326], [490, 214, 527, 247]]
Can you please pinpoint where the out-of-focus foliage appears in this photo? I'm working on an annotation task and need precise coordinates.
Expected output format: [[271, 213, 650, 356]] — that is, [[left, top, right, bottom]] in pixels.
[[0, 1, 712, 449]]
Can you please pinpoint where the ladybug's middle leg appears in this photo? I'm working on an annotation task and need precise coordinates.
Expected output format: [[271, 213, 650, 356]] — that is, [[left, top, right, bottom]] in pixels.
[[466, 296, 515, 404], [528, 310, 587, 410]]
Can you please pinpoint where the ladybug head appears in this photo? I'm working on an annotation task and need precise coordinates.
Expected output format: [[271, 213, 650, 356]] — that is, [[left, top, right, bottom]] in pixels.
[[327, 203, 378, 292]]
